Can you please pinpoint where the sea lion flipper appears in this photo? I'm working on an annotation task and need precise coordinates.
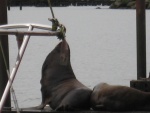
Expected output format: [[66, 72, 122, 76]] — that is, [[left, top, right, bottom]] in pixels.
[[92, 104, 106, 110], [20, 104, 45, 110], [56, 104, 79, 111], [55, 105, 68, 111]]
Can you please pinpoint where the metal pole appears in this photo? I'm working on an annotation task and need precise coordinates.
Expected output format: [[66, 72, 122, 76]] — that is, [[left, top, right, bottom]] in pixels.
[[0, 0, 11, 110], [0, 29, 60, 36], [136, 0, 146, 79]]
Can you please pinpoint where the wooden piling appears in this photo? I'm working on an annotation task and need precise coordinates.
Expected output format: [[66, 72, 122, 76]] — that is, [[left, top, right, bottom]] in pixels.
[[7, 0, 10, 11], [0, 0, 11, 110], [20, 0, 22, 10], [130, 0, 147, 91], [136, 0, 146, 79]]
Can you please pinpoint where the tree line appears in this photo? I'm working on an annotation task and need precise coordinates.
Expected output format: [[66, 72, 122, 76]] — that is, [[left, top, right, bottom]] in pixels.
[[8, 0, 112, 7]]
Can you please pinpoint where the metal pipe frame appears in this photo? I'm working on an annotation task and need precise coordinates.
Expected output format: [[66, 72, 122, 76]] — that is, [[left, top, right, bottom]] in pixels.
[[0, 23, 52, 30], [0, 29, 60, 36], [0, 23, 61, 37], [0, 23, 59, 112]]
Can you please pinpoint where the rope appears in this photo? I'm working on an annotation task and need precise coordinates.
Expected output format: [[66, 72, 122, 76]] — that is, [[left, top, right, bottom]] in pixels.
[[48, 18, 59, 31], [0, 40, 8, 71], [48, 0, 55, 18], [0, 40, 20, 113], [58, 24, 66, 40], [47, 0, 66, 40]]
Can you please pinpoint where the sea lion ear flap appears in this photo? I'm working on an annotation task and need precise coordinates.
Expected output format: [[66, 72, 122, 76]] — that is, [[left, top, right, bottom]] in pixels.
[[60, 39, 69, 65]]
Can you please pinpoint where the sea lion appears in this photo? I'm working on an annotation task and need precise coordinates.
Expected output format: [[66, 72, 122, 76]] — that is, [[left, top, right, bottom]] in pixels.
[[90, 83, 150, 111], [38, 39, 92, 111]]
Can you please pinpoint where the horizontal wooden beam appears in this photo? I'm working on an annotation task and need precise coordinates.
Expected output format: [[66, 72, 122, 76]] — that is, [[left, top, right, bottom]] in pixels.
[[2, 110, 150, 113]]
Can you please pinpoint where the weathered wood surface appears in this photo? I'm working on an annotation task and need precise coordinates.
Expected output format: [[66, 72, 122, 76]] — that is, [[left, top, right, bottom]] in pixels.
[[2, 110, 150, 113]]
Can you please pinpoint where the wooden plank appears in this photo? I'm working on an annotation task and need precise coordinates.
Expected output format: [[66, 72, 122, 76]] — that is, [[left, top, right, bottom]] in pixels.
[[2, 110, 150, 113], [130, 80, 150, 92]]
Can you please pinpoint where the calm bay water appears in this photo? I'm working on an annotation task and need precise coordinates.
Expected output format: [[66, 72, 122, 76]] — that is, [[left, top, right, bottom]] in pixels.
[[7, 6, 150, 108]]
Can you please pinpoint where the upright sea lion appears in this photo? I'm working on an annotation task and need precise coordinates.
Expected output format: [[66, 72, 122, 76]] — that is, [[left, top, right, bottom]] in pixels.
[[38, 39, 92, 111], [90, 83, 150, 111]]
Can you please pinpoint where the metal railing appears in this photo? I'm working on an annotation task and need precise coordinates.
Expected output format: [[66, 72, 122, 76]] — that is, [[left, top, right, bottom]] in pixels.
[[0, 23, 60, 113]]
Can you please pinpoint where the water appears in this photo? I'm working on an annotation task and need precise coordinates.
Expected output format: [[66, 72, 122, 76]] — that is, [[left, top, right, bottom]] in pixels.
[[7, 6, 150, 108]]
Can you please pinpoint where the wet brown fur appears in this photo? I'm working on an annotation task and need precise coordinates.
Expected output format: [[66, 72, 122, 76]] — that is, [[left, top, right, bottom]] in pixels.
[[39, 40, 92, 111], [90, 83, 150, 111]]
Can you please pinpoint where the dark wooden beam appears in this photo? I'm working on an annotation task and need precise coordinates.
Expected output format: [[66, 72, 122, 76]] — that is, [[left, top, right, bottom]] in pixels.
[[136, 0, 146, 79], [0, 0, 11, 110], [2, 110, 150, 113]]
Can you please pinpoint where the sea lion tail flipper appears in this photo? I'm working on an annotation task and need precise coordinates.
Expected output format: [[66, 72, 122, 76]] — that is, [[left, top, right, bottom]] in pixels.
[[56, 104, 76, 111], [55, 105, 64, 111], [20, 104, 46, 111], [92, 104, 106, 110]]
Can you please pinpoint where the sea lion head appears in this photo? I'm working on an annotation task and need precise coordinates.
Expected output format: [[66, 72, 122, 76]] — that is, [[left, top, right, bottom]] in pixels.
[[42, 39, 71, 71], [59, 39, 70, 65], [41, 38, 74, 87], [54, 39, 70, 66]]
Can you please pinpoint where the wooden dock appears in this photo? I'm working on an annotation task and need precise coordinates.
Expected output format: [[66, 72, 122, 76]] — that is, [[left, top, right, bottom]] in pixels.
[[2, 107, 150, 113], [2, 110, 150, 113]]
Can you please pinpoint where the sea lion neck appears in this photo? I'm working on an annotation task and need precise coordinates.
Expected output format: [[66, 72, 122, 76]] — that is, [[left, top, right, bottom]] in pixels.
[[50, 64, 76, 79]]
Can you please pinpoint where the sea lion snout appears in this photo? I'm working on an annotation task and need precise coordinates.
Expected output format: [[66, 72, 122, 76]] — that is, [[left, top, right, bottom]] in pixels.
[[60, 39, 69, 65]]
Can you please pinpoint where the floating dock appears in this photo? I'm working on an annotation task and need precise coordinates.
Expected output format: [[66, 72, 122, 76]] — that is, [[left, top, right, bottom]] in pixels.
[[2, 110, 150, 113]]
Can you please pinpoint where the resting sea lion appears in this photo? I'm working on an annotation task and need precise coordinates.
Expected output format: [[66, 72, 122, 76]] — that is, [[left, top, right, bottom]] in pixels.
[[38, 39, 92, 111], [90, 83, 150, 111]]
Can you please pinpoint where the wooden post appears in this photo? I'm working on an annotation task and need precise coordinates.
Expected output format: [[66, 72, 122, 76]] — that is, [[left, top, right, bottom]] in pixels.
[[0, 0, 11, 110], [7, 0, 10, 11], [20, 1, 22, 10], [130, 0, 147, 91], [136, 0, 146, 79]]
